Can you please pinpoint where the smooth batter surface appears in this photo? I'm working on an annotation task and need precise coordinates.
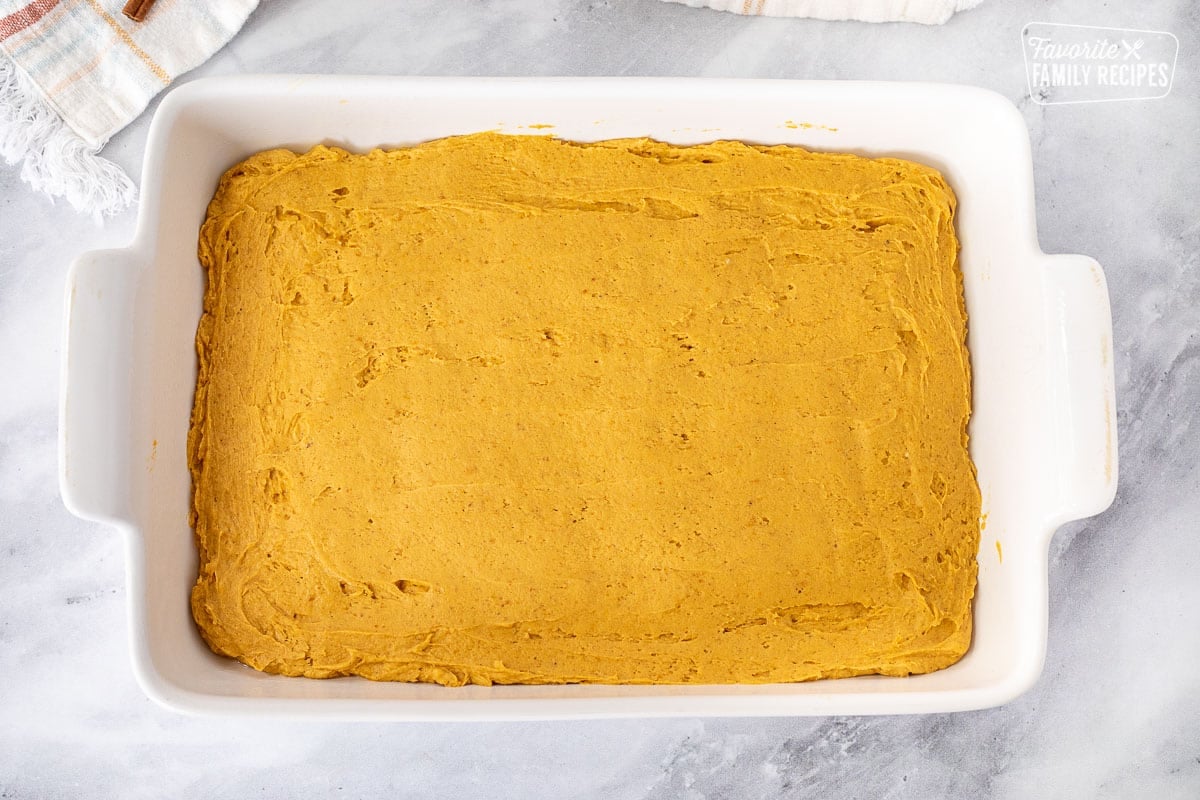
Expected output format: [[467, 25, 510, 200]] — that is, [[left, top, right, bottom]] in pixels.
[[190, 132, 980, 685]]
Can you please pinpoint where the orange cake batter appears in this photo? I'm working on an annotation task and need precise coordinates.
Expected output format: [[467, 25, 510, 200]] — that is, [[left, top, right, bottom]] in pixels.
[[189, 132, 980, 685]]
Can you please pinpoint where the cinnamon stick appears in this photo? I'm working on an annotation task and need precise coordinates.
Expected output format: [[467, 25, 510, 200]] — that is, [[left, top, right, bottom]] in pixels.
[[121, 0, 156, 22]]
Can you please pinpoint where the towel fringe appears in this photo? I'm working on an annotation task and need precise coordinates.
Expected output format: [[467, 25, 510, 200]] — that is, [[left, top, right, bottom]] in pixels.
[[0, 55, 135, 218]]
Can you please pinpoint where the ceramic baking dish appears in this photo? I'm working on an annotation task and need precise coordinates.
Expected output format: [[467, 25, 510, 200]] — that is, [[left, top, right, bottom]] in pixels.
[[60, 76, 1117, 718]]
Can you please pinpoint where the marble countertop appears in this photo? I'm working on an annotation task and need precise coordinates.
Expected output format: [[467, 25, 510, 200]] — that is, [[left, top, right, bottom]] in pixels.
[[2, 0, 1197, 797]]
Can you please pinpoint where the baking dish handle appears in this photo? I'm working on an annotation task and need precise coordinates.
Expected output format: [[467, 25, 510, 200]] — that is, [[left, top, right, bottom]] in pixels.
[[1044, 254, 1118, 523], [60, 248, 138, 526]]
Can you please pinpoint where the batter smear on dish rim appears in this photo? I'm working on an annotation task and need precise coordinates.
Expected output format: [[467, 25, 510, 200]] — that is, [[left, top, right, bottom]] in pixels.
[[189, 132, 981, 685]]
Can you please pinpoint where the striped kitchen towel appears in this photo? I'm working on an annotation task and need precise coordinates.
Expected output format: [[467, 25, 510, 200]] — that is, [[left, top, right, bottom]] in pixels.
[[660, 0, 983, 24], [0, 0, 257, 216]]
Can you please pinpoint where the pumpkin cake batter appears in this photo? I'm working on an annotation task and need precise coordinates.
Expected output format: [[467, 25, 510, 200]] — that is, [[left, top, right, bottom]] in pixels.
[[189, 132, 980, 685]]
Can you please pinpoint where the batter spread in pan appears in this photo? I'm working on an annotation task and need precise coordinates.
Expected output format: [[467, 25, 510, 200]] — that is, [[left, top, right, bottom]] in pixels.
[[189, 132, 980, 685]]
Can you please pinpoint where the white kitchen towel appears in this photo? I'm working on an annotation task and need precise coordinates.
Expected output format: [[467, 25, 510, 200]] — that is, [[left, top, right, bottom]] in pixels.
[[661, 0, 983, 24], [0, 0, 257, 217]]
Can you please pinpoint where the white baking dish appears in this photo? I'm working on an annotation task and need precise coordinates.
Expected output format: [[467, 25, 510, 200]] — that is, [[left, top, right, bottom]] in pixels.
[[60, 76, 1117, 718]]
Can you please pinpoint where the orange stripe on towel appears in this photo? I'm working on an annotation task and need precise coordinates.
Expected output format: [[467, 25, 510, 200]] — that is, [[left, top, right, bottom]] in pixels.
[[0, 0, 60, 40], [81, 0, 170, 84], [47, 39, 112, 94]]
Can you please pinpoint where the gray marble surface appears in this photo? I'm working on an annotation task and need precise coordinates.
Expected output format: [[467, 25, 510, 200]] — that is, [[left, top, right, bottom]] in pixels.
[[2, 0, 1198, 797]]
